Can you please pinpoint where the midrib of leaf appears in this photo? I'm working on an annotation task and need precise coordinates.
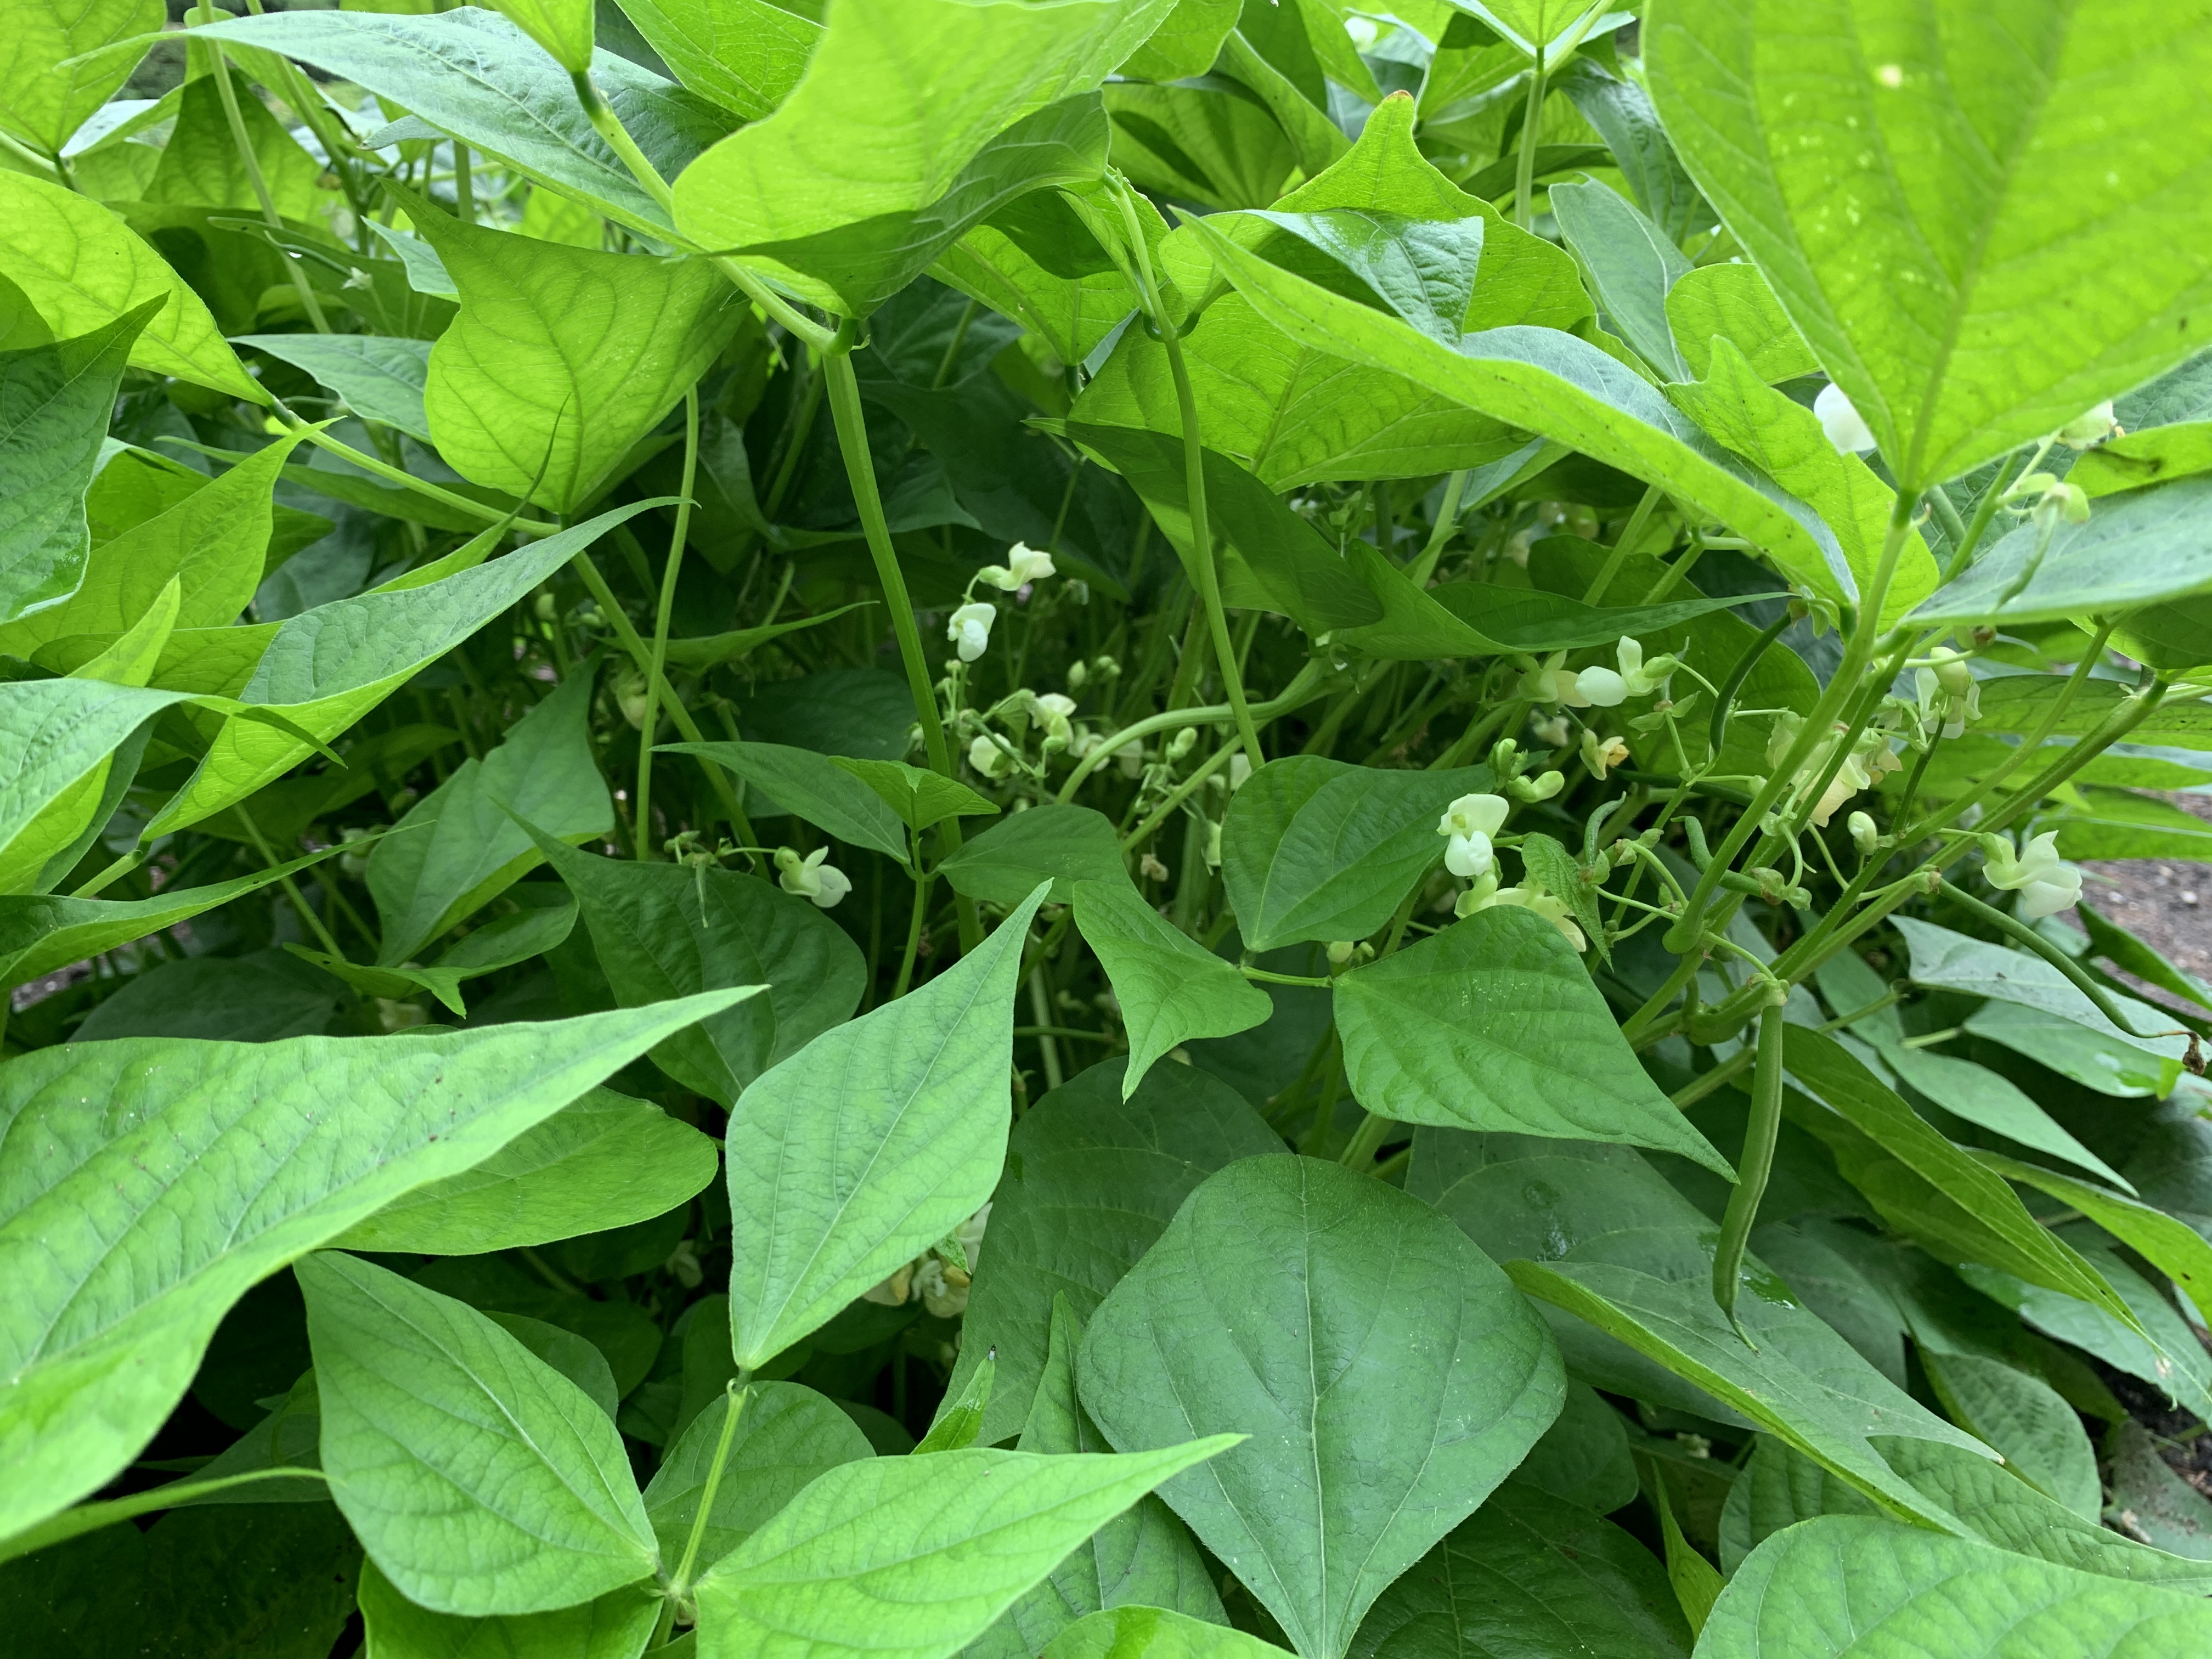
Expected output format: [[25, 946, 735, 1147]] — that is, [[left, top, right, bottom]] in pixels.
[[1899, 7, 2065, 488]]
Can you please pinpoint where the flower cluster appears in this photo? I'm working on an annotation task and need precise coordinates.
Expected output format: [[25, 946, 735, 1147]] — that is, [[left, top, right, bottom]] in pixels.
[[946, 543, 1058, 664], [1455, 872, 1587, 951], [1766, 712, 1903, 827]]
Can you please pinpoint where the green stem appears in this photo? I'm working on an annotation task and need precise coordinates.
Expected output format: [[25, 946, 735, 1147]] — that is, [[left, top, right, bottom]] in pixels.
[[661, 1377, 752, 1634], [1901, 617, 2115, 844], [1057, 661, 1329, 802], [71, 850, 145, 900], [1942, 453, 2025, 582], [0, 1468, 326, 1568], [1707, 610, 1792, 757], [1339, 1110, 1398, 1170], [1028, 967, 1064, 1091], [822, 349, 979, 949], [1936, 878, 2185, 1040], [191, 4, 331, 332], [573, 70, 676, 217], [1123, 739, 1240, 851], [572, 554, 754, 847], [1114, 184, 1263, 768], [1667, 495, 1915, 952], [1711, 1001, 1786, 1340], [1406, 470, 1469, 587], [278, 411, 561, 534], [238, 810, 343, 958], [635, 389, 700, 860], [1672, 1045, 1753, 1110], [1583, 484, 1663, 603], [892, 869, 933, 998], [1512, 49, 1548, 232]]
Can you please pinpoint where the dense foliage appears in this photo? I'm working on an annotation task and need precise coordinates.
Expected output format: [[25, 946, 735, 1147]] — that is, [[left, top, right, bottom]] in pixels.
[[9, 1, 2212, 1656]]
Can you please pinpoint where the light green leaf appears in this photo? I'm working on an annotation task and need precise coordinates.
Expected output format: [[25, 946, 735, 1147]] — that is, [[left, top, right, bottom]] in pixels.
[[1090, 97, 1577, 490], [334, 1085, 718, 1256], [1962, 999, 2183, 1099], [1551, 178, 1691, 379], [914, 1352, 994, 1454], [1457, 0, 1620, 55], [1557, 54, 1705, 242], [611, 0, 818, 121], [529, 835, 860, 1107], [196, 9, 735, 238], [1781, 1026, 2145, 1334], [1188, 217, 1857, 610], [1957, 1229, 2212, 1420], [1913, 475, 2212, 624], [662, 741, 910, 864], [301, 1251, 657, 1616], [971, 1295, 1225, 1658], [934, 189, 1140, 368], [2071, 421, 2212, 499], [1671, 337, 1938, 623], [1118, 0, 1238, 81], [1720, 1433, 2212, 1590], [1666, 261, 1818, 384], [692, 1438, 1239, 1659], [1892, 916, 2190, 1071], [1103, 78, 1299, 212], [1064, 422, 1384, 634], [0, 0, 161, 155], [143, 74, 325, 224], [724, 883, 1047, 1370], [236, 334, 432, 444], [1249, 207, 1485, 347], [1974, 1149, 2212, 1320], [1221, 757, 1496, 953], [2078, 899, 2212, 1014], [0, 990, 751, 1546], [950, 1058, 1288, 1449], [0, 170, 261, 400], [671, 0, 1176, 317], [1699, 1516, 2212, 1659], [827, 755, 997, 836], [1646, 0, 2212, 491], [1920, 1348, 2099, 1519], [640, 1382, 872, 1570], [1043, 1609, 1286, 1659], [143, 501, 669, 839], [0, 306, 150, 625], [1080, 1154, 1564, 1659], [490, 0, 591, 72], [0, 675, 197, 891], [1336, 908, 1733, 1173], [1350, 1480, 1694, 1659], [369, 664, 611, 965], [0, 845, 342, 990], [357, 1560, 662, 1659], [0, 429, 302, 658], [1072, 878, 1271, 1097], [940, 804, 1125, 906], [1413, 1129, 1990, 1529], [405, 192, 743, 514], [295, 899, 576, 1019]]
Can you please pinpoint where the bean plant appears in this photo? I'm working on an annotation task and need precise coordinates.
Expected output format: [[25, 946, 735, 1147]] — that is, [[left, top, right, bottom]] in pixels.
[[8, 0, 2212, 1655]]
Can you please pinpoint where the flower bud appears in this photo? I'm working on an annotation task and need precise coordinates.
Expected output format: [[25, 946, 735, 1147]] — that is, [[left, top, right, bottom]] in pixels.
[[1508, 769, 1565, 803], [1848, 810, 1880, 857], [1575, 665, 1628, 707], [1327, 939, 1356, 966], [1066, 661, 1088, 691], [1166, 727, 1198, 761]]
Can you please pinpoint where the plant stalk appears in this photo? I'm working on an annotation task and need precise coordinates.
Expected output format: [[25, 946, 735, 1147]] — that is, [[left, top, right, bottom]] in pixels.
[[1711, 1001, 1786, 1340], [635, 388, 700, 859]]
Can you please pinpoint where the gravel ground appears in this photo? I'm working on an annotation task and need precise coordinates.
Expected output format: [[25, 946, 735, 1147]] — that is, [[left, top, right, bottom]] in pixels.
[[2076, 793, 2212, 986]]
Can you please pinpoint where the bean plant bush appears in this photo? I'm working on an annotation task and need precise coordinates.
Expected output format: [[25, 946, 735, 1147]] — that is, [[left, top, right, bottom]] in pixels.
[[10, 0, 2212, 1654]]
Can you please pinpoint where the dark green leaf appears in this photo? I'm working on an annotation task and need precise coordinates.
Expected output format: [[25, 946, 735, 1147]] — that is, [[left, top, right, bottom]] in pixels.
[[940, 804, 1125, 905], [1073, 877, 1272, 1094], [1080, 1154, 1565, 1659]]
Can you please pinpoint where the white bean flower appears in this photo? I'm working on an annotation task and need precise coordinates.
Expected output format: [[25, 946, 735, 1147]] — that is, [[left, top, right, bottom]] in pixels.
[[968, 734, 1013, 779], [1617, 636, 1679, 697], [1031, 690, 1077, 748], [775, 846, 851, 909], [1437, 792, 1509, 879], [1982, 831, 2083, 919], [1915, 646, 1981, 740], [1521, 652, 1590, 707], [1815, 383, 1877, 454], [977, 542, 1057, 591], [1456, 875, 1587, 951], [948, 601, 996, 662]]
